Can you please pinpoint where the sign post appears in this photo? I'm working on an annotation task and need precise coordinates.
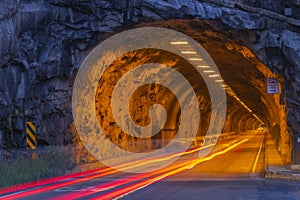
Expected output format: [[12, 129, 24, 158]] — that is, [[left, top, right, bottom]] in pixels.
[[267, 78, 279, 94]]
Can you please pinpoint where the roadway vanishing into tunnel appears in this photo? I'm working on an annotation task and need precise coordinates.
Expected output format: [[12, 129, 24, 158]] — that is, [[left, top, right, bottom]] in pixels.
[[1, 130, 300, 200]]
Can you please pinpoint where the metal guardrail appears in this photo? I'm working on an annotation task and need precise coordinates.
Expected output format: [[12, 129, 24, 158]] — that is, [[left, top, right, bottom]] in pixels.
[[173, 132, 238, 147]]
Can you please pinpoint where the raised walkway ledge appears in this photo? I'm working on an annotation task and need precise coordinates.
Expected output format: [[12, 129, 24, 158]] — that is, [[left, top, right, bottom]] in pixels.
[[264, 132, 300, 181]]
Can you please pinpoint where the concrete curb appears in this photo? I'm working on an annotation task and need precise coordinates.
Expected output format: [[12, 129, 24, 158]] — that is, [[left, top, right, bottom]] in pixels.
[[264, 133, 300, 181], [265, 167, 300, 181]]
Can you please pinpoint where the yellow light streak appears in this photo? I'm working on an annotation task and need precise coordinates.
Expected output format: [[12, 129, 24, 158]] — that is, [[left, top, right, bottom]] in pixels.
[[106, 139, 249, 200]]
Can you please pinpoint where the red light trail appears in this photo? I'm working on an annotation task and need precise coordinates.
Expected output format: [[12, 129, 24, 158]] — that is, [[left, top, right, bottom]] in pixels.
[[0, 139, 249, 200]]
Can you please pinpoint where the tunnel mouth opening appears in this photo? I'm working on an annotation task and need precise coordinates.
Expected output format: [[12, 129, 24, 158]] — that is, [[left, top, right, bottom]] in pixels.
[[65, 17, 290, 167], [95, 47, 213, 153], [90, 18, 290, 162], [98, 18, 289, 161]]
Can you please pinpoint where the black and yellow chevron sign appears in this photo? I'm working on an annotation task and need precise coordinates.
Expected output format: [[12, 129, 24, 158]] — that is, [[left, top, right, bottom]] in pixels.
[[26, 122, 36, 149]]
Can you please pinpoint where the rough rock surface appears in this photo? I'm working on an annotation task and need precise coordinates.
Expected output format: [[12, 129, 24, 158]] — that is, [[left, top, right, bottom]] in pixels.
[[0, 0, 299, 161]]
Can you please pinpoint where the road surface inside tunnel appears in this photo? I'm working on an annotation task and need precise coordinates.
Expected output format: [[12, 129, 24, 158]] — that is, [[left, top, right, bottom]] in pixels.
[[1, 130, 300, 200]]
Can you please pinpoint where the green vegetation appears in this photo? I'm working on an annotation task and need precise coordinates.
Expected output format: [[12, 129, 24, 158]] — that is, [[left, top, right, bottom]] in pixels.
[[0, 146, 76, 188]]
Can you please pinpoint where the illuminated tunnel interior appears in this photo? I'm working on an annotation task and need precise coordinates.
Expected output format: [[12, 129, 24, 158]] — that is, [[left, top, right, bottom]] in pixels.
[[94, 19, 289, 162]]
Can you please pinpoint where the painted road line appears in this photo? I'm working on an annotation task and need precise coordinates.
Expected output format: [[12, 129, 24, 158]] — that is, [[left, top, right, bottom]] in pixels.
[[252, 135, 264, 173]]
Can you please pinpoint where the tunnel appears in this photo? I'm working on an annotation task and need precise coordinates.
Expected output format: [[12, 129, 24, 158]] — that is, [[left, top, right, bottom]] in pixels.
[[3, 0, 300, 194], [1, 0, 297, 169], [90, 19, 289, 163]]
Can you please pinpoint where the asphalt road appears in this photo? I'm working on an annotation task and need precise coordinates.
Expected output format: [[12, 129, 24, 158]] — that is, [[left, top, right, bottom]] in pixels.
[[1, 130, 300, 200]]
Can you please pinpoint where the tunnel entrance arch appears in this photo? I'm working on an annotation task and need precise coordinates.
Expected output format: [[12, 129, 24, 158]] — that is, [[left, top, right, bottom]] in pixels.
[[98, 18, 290, 162]]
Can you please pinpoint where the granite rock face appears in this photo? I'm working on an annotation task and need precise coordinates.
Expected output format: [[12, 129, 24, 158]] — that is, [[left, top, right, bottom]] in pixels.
[[0, 0, 299, 152]]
